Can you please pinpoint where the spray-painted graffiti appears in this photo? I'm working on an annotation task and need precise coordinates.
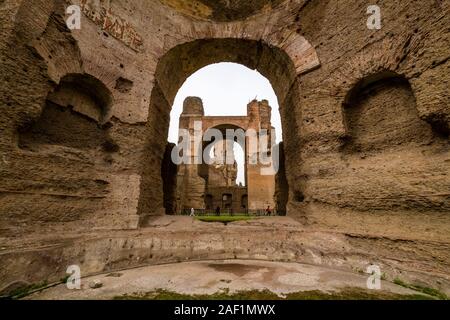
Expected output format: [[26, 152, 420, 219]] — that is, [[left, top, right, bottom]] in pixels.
[[80, 0, 143, 52]]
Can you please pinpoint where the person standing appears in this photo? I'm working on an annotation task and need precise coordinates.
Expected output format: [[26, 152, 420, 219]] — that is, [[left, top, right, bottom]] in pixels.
[[215, 206, 220, 216], [190, 208, 195, 217]]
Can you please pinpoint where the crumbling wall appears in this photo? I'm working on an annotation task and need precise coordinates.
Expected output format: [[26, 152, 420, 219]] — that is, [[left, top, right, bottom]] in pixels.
[[300, 75, 448, 218], [0, 0, 151, 234], [1, 0, 448, 229], [343, 77, 435, 152], [206, 186, 248, 213]]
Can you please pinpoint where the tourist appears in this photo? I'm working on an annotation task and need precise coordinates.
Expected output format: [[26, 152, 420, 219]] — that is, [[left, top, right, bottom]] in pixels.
[[190, 208, 195, 216], [266, 206, 272, 216], [215, 206, 220, 216]]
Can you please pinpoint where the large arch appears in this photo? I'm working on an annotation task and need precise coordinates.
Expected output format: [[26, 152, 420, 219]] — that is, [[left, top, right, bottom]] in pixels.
[[202, 123, 248, 166], [137, 38, 320, 221], [200, 123, 248, 214]]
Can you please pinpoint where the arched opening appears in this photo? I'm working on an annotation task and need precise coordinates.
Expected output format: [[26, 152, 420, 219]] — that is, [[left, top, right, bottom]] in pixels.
[[167, 62, 282, 147], [13, 73, 118, 227], [342, 72, 441, 152], [18, 73, 115, 151], [137, 38, 309, 222], [194, 121, 250, 215]]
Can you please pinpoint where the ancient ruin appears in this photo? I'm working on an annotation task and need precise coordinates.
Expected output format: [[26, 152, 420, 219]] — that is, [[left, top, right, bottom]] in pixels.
[[174, 97, 277, 214], [0, 0, 449, 299]]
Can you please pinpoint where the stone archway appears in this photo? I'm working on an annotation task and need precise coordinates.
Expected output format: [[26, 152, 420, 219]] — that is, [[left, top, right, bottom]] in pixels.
[[136, 38, 320, 222]]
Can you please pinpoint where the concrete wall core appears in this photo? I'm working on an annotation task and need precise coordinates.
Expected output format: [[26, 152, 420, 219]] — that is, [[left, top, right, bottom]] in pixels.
[[0, 0, 449, 294]]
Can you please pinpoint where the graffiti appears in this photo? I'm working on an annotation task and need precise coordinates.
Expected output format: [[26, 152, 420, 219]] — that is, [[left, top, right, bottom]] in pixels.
[[80, 0, 143, 52]]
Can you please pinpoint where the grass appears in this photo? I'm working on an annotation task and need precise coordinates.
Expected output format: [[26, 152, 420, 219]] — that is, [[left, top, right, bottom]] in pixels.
[[5, 280, 49, 300], [195, 215, 255, 224], [3, 276, 70, 300], [393, 278, 447, 300], [114, 288, 433, 300]]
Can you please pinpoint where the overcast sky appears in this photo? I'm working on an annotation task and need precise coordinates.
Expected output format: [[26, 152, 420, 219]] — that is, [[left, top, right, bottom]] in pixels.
[[168, 62, 282, 185]]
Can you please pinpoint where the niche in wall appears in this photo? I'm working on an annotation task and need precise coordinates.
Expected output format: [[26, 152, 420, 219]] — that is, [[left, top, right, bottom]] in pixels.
[[18, 73, 117, 152], [343, 74, 437, 152]]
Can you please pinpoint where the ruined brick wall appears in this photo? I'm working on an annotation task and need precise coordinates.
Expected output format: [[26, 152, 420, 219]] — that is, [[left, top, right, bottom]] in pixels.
[[175, 98, 276, 212], [1, 0, 153, 234], [206, 186, 248, 213], [1, 0, 448, 231], [274, 142, 288, 215]]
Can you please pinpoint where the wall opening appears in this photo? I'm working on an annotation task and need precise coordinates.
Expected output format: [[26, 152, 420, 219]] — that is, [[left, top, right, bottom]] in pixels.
[[168, 61, 282, 214], [342, 73, 441, 153], [18, 73, 115, 152], [241, 194, 248, 210], [138, 38, 306, 220]]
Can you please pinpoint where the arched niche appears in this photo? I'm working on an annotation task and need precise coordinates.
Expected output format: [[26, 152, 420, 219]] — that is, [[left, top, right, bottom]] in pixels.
[[18, 73, 116, 152], [342, 72, 440, 152]]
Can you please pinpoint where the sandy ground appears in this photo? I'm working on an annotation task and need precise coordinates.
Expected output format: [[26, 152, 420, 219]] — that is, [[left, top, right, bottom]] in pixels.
[[27, 259, 422, 300]]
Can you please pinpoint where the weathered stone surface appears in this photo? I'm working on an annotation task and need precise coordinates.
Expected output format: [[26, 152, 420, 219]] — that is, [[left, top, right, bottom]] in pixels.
[[0, 0, 449, 293]]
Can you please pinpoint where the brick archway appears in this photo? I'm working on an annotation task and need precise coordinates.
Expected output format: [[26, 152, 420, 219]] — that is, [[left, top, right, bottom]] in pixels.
[[137, 38, 320, 221]]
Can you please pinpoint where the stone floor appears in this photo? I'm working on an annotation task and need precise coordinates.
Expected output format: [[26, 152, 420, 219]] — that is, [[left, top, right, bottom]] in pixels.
[[27, 259, 424, 300]]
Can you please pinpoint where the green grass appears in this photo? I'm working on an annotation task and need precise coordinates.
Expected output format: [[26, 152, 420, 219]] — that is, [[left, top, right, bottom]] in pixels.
[[4, 276, 71, 300], [195, 215, 255, 224], [393, 278, 447, 300], [5, 280, 49, 299], [114, 288, 432, 300]]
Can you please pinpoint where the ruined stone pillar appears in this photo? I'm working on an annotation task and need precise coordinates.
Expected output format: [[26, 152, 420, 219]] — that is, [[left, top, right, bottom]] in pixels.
[[176, 97, 207, 211], [246, 100, 276, 211]]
